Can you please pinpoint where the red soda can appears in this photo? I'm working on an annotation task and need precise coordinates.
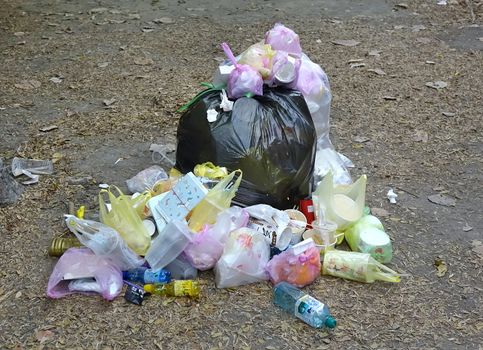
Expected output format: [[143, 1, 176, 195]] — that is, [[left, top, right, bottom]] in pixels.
[[299, 199, 315, 224]]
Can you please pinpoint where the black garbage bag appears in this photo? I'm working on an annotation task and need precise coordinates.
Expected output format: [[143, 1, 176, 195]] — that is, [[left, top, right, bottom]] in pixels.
[[175, 86, 316, 209]]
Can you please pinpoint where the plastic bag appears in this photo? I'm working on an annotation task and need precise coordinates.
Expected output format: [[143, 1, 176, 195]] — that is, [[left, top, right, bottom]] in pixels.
[[266, 51, 300, 86], [264, 23, 302, 55], [46, 248, 123, 300], [175, 86, 316, 209], [99, 186, 151, 256], [221, 42, 263, 99], [165, 253, 198, 280], [184, 206, 249, 270], [0, 160, 24, 207], [238, 41, 276, 79], [126, 165, 168, 193], [215, 227, 270, 288], [65, 215, 145, 270], [128, 191, 152, 219], [266, 239, 321, 287]]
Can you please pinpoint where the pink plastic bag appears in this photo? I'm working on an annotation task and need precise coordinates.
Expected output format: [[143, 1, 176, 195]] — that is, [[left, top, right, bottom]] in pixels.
[[266, 239, 321, 287], [46, 248, 123, 301], [184, 207, 249, 270], [266, 51, 301, 87], [264, 23, 302, 55], [221, 42, 263, 99]]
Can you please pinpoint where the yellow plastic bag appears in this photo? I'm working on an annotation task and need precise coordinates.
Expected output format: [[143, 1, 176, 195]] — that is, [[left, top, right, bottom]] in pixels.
[[126, 191, 152, 219], [193, 162, 228, 180], [99, 186, 151, 256]]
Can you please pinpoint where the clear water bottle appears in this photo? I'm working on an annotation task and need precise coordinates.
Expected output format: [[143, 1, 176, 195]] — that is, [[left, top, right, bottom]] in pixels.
[[273, 282, 336, 329], [123, 267, 171, 284]]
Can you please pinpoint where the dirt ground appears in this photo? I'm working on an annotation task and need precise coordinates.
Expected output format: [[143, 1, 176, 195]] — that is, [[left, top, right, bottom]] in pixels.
[[0, 0, 482, 349]]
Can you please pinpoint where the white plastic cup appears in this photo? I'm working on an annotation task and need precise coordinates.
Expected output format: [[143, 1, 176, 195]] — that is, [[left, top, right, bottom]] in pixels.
[[285, 209, 307, 245]]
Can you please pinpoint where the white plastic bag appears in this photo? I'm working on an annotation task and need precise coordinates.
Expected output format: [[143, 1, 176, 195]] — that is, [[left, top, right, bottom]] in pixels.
[[215, 228, 270, 288], [65, 215, 145, 271]]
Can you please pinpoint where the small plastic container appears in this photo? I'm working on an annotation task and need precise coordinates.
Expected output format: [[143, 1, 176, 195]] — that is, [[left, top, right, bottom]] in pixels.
[[11, 157, 54, 176], [285, 209, 307, 245], [303, 221, 342, 254], [165, 254, 198, 280], [145, 220, 194, 270]]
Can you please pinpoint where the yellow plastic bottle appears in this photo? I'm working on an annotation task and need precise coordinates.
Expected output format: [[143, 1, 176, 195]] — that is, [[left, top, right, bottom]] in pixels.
[[188, 170, 242, 232], [144, 280, 200, 298]]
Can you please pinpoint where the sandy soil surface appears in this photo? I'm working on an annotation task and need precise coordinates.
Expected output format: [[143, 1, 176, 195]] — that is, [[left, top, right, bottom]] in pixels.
[[0, 0, 482, 349]]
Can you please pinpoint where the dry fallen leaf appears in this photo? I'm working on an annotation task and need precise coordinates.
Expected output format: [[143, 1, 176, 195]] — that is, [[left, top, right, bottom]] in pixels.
[[350, 62, 366, 68], [153, 17, 175, 24], [434, 257, 447, 277], [15, 80, 41, 90], [428, 194, 456, 207], [332, 39, 360, 47], [413, 130, 429, 143], [368, 68, 386, 76], [426, 81, 448, 90], [134, 57, 154, 66], [371, 207, 389, 217], [39, 125, 58, 132]]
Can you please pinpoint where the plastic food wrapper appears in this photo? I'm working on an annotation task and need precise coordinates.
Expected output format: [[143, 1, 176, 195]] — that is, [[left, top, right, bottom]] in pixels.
[[215, 227, 270, 288], [238, 41, 275, 79], [65, 215, 145, 271], [126, 165, 168, 193], [0, 160, 24, 207], [194, 162, 228, 179], [221, 42, 263, 99], [264, 23, 302, 55], [175, 87, 316, 209], [266, 238, 321, 287], [99, 186, 151, 256], [266, 51, 300, 86], [184, 206, 249, 270], [47, 248, 123, 300]]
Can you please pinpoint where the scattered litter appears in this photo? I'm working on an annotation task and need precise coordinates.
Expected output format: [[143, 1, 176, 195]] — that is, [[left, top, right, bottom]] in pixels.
[[350, 62, 366, 69], [103, 98, 117, 106], [434, 257, 447, 277], [49, 77, 63, 84], [99, 183, 109, 189], [149, 143, 175, 166], [206, 109, 218, 122], [367, 68, 386, 76], [11, 157, 53, 177], [387, 189, 398, 204], [395, 3, 408, 9], [0, 160, 24, 207], [353, 135, 371, 143], [39, 125, 58, 132], [331, 39, 361, 47], [426, 60, 436, 64], [383, 96, 397, 100], [219, 90, 233, 112], [428, 194, 456, 207], [437, 0, 447, 5], [442, 111, 455, 117], [462, 224, 473, 232], [114, 158, 123, 165], [426, 81, 448, 90], [153, 17, 174, 24]]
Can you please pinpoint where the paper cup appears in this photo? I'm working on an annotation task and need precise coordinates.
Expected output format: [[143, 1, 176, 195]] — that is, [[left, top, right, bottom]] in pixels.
[[247, 219, 292, 250], [285, 209, 307, 245]]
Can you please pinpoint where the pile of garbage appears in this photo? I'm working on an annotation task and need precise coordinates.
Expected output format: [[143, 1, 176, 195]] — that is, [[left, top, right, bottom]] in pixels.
[[9, 24, 403, 330]]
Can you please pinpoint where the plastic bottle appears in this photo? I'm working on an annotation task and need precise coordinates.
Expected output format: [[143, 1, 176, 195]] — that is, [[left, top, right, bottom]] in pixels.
[[123, 267, 172, 285], [322, 250, 400, 283], [144, 280, 200, 298], [273, 282, 336, 329], [188, 170, 242, 232]]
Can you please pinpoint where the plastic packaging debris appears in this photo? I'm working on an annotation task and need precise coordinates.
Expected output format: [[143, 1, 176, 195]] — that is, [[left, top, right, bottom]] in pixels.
[[302, 221, 340, 254], [188, 170, 242, 232], [149, 143, 176, 167], [47, 248, 123, 300], [144, 280, 199, 298], [387, 189, 398, 204], [65, 216, 145, 270], [48, 236, 82, 257], [0, 160, 24, 207], [124, 283, 145, 305], [237, 41, 275, 79], [219, 89, 234, 112], [267, 51, 300, 86], [147, 172, 208, 233], [145, 220, 194, 270], [175, 86, 316, 209], [123, 267, 171, 284], [11, 157, 54, 176], [215, 227, 270, 288], [193, 162, 228, 180], [267, 239, 321, 287], [98, 186, 151, 256], [313, 171, 367, 232], [264, 23, 302, 55], [184, 206, 249, 270], [165, 254, 198, 280], [345, 215, 393, 263], [285, 209, 307, 245], [314, 146, 353, 185], [206, 109, 218, 122], [221, 42, 263, 99], [126, 165, 168, 193], [273, 282, 336, 329], [322, 250, 401, 283], [245, 204, 292, 250], [68, 278, 102, 293]]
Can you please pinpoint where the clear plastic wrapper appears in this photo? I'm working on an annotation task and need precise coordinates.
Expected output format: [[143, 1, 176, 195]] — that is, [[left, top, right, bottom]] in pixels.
[[126, 165, 168, 193]]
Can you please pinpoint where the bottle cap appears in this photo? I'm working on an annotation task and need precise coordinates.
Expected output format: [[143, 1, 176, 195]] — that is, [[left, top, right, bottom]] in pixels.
[[325, 316, 337, 329], [143, 284, 154, 293]]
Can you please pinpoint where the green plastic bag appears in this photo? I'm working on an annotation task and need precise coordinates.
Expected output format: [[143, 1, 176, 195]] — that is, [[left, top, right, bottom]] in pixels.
[[99, 186, 151, 256]]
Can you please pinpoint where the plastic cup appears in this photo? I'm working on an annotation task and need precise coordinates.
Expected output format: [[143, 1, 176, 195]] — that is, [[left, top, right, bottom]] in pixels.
[[303, 221, 341, 254], [285, 209, 307, 245]]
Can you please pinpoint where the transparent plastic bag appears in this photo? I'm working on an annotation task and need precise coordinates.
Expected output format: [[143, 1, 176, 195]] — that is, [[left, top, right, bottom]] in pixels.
[[99, 186, 151, 256], [65, 215, 145, 271], [238, 41, 276, 79], [46, 248, 123, 300], [221, 42, 263, 99], [165, 253, 198, 280], [184, 206, 249, 270], [266, 51, 300, 86], [215, 227, 270, 288], [264, 23, 302, 55], [266, 239, 321, 287], [126, 165, 168, 193]]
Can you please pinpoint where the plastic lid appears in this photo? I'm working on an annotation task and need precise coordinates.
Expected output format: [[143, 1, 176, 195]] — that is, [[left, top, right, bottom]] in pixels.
[[143, 284, 154, 293], [325, 315, 337, 329]]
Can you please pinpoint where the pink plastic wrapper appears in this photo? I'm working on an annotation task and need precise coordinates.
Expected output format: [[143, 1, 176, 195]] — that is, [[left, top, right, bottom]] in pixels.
[[294, 55, 328, 98], [46, 248, 123, 301], [184, 207, 249, 270], [264, 23, 302, 55], [266, 243, 321, 288], [221, 42, 263, 99]]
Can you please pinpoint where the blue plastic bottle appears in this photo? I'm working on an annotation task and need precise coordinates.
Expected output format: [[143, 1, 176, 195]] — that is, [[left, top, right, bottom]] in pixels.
[[123, 267, 171, 284], [273, 282, 336, 329]]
